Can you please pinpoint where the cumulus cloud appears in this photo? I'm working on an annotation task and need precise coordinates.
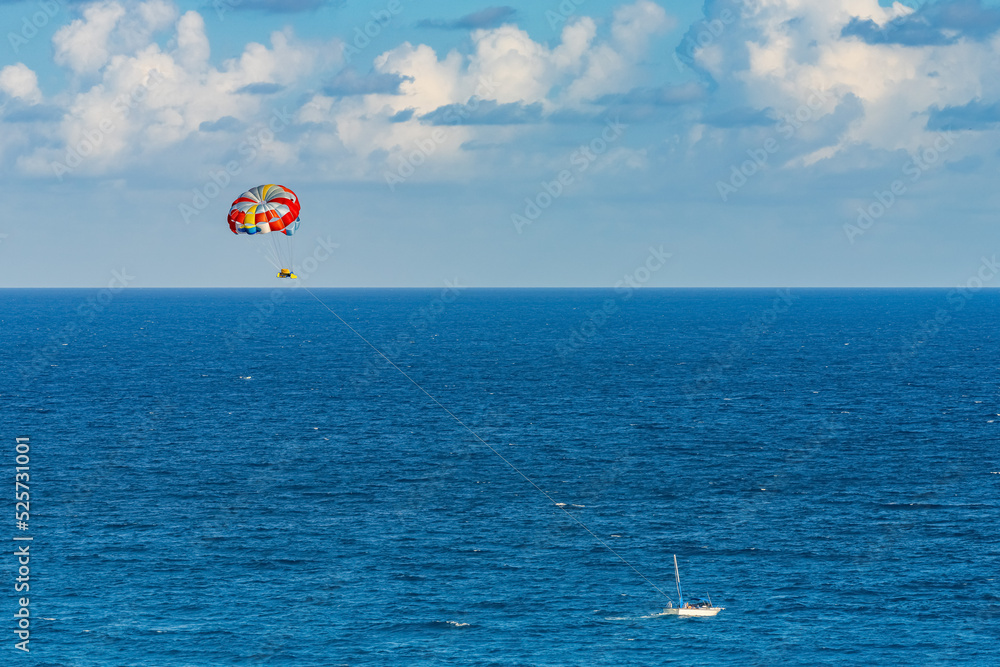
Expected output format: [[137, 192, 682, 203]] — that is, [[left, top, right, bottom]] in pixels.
[[4, 0, 681, 185], [678, 0, 1000, 163], [562, 1, 671, 103], [175, 9, 209, 70], [369, 0, 669, 113], [51, 0, 180, 75], [293, 0, 674, 178], [14, 0, 329, 178], [0, 64, 43, 104], [53, 1, 129, 74]]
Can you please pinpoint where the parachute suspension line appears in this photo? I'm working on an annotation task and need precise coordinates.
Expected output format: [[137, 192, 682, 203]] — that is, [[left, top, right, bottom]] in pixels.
[[258, 239, 281, 271], [259, 235, 281, 271], [267, 231, 288, 274], [270, 231, 281, 271], [301, 286, 674, 603]]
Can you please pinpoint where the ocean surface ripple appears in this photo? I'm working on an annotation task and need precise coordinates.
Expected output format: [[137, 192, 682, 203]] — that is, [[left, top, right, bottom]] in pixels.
[[1, 288, 998, 665]]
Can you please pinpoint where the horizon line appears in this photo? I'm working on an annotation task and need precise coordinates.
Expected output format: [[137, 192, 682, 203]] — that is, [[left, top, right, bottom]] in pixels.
[[0, 286, 993, 290]]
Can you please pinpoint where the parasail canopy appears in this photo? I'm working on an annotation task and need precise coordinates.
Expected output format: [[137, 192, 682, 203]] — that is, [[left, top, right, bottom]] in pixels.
[[227, 184, 300, 236]]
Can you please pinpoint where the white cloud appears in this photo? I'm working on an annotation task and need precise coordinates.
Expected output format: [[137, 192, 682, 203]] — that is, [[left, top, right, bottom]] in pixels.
[[52, 1, 184, 75], [10, 0, 675, 185], [19, 1, 328, 178], [611, 0, 675, 59], [551, 17, 597, 72], [174, 10, 210, 71], [53, 1, 128, 74], [688, 0, 1000, 158], [309, 0, 672, 176], [560, 0, 672, 103], [0, 64, 42, 104], [468, 25, 553, 104]]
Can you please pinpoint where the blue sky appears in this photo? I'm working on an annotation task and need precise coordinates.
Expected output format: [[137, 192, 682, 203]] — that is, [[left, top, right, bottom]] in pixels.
[[2, 0, 1000, 287]]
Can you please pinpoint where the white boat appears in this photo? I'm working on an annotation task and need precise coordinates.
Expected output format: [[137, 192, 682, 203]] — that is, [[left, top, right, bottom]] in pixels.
[[660, 603, 722, 617], [660, 554, 724, 617]]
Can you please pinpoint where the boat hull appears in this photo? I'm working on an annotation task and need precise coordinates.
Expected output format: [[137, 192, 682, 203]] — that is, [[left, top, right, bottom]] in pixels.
[[661, 607, 723, 617]]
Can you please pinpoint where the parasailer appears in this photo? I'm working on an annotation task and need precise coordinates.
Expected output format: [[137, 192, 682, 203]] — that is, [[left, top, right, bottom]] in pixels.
[[227, 184, 301, 278]]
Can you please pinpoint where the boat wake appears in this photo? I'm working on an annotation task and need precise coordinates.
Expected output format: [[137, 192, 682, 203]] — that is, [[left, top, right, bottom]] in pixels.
[[604, 612, 673, 621]]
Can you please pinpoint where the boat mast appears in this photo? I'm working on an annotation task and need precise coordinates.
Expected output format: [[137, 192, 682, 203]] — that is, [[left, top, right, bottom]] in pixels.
[[673, 554, 684, 607]]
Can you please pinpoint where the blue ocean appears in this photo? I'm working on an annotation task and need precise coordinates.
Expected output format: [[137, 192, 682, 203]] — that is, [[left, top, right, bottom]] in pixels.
[[2, 288, 998, 665]]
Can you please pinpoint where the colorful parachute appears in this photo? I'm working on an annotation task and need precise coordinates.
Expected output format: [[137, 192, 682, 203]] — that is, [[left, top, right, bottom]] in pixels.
[[228, 184, 302, 278], [227, 184, 300, 236]]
